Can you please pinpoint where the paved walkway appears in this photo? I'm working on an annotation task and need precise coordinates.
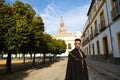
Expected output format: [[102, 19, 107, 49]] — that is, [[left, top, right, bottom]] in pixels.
[[87, 59, 120, 80], [0, 58, 120, 80], [24, 59, 66, 80], [0, 59, 66, 80]]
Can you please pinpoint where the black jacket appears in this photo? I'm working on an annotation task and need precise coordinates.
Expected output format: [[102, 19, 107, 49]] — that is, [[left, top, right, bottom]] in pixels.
[[65, 48, 89, 80]]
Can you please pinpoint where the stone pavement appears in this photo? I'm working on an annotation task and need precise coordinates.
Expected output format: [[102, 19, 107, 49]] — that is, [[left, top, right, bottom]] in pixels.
[[87, 59, 120, 80], [0, 58, 120, 80], [0, 58, 67, 80]]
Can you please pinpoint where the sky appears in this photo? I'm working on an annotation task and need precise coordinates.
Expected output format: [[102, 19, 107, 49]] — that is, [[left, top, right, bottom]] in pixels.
[[6, 0, 91, 34]]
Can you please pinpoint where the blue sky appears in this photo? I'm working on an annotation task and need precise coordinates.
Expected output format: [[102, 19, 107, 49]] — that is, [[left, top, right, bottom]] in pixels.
[[6, 0, 91, 34]]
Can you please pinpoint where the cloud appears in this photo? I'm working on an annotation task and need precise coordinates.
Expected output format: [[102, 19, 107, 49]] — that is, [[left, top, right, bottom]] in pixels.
[[34, 3, 89, 34], [62, 5, 89, 32], [7, 0, 90, 34], [37, 3, 61, 34]]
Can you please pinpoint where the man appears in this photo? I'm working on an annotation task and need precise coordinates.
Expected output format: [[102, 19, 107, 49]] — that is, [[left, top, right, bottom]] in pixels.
[[65, 39, 89, 80]]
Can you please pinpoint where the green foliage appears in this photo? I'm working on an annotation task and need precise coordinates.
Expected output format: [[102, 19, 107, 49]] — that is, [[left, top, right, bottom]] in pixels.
[[47, 38, 66, 55], [0, 0, 4, 6], [52, 39, 66, 55], [0, 3, 16, 52], [0, 0, 67, 72], [0, 0, 66, 55], [40, 33, 52, 53], [12, 1, 36, 53], [28, 16, 44, 53]]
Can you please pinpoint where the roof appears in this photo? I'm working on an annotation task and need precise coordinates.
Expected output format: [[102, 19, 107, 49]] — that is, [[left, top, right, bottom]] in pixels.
[[87, 0, 95, 16]]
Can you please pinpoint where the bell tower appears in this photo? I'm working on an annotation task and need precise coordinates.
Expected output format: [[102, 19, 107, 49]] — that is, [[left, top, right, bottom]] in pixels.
[[58, 16, 66, 35]]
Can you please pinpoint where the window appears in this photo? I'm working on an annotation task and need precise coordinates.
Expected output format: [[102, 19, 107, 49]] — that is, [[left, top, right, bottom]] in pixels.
[[98, 0, 101, 2], [85, 47, 86, 55], [68, 43, 72, 49], [111, 0, 120, 20], [97, 0, 102, 5], [89, 14, 92, 22], [90, 27, 94, 39], [96, 40, 100, 55], [100, 10, 105, 22], [94, 20, 98, 30], [102, 36, 109, 54], [89, 44, 91, 55], [117, 32, 120, 53], [114, 0, 120, 5], [111, 0, 115, 8], [94, 20, 98, 36], [87, 47, 89, 55], [92, 43, 95, 55], [91, 27, 93, 34], [99, 10, 106, 32], [94, 5, 96, 12]]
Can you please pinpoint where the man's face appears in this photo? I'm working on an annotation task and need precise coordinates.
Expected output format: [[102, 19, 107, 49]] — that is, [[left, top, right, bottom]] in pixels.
[[74, 41, 81, 49]]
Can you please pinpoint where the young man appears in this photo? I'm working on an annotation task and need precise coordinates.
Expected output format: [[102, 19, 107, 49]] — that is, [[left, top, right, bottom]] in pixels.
[[65, 39, 89, 80]]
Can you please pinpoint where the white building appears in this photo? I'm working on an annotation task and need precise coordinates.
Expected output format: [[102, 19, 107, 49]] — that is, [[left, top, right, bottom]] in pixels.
[[52, 17, 81, 56], [81, 0, 120, 64]]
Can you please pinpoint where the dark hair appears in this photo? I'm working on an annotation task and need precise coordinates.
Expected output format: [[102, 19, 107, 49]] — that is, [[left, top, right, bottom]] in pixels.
[[75, 38, 81, 42]]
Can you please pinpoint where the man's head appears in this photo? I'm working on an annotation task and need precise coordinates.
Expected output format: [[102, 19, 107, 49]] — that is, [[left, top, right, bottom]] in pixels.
[[74, 38, 81, 50]]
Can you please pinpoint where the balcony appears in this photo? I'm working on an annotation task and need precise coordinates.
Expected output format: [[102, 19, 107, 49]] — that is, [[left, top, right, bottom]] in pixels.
[[90, 33, 94, 40], [82, 40, 87, 46], [82, 36, 90, 46], [94, 29, 99, 37], [99, 20, 106, 32], [111, 2, 120, 20], [86, 36, 90, 42]]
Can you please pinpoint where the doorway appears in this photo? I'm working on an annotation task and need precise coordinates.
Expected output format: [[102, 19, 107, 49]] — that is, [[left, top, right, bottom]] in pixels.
[[103, 36, 109, 60]]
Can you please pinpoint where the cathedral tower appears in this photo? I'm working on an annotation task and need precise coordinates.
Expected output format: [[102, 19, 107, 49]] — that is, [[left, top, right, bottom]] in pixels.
[[57, 16, 66, 35]]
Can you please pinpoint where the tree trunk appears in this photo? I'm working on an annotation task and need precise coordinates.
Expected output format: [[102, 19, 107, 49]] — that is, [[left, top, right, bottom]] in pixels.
[[15, 54, 17, 58], [1, 53, 3, 59], [40, 53, 41, 59], [54, 54, 57, 60], [49, 53, 52, 61], [19, 53, 20, 59], [30, 53, 32, 59], [32, 53, 36, 66], [23, 53, 25, 63], [6, 51, 12, 73], [43, 54, 46, 64]]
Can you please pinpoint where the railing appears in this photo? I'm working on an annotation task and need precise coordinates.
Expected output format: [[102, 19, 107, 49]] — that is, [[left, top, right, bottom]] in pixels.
[[90, 33, 94, 40], [82, 39, 87, 46], [82, 36, 90, 46], [94, 28, 99, 36], [86, 36, 90, 42], [111, 2, 120, 20], [99, 19, 106, 32]]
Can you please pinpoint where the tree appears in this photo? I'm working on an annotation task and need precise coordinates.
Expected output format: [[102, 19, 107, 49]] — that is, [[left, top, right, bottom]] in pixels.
[[0, 0, 66, 73], [0, 0, 36, 72], [40, 33, 52, 64], [0, 0, 7, 58], [0, 3, 17, 72], [30, 16, 44, 66], [12, 0, 35, 63], [52, 39, 66, 60], [0, 0, 4, 7], [47, 38, 66, 60], [58, 40, 66, 54]]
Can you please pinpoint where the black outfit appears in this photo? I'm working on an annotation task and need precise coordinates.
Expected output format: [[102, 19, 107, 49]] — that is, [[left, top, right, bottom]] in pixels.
[[65, 48, 89, 80]]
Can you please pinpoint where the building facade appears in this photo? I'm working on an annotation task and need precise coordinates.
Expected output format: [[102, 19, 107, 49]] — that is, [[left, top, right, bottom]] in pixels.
[[81, 0, 120, 64], [52, 17, 81, 56]]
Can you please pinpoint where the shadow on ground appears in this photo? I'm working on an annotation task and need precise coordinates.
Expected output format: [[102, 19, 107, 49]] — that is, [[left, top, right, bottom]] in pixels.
[[0, 58, 65, 80]]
